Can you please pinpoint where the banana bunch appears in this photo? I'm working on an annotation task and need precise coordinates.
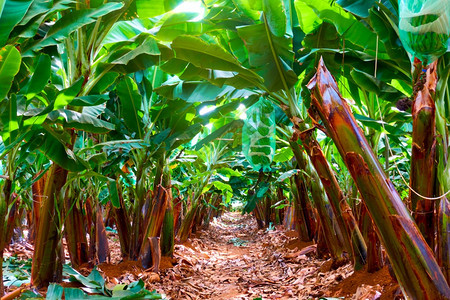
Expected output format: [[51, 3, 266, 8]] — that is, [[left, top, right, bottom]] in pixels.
[[242, 97, 276, 172], [399, 0, 450, 64]]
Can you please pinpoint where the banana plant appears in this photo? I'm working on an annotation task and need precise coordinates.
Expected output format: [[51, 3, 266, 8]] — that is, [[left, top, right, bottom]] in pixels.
[[309, 58, 449, 299], [177, 140, 235, 242], [0, 0, 178, 286]]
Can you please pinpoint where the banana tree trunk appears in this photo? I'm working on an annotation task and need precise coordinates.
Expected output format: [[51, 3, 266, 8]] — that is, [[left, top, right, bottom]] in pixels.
[[294, 173, 316, 240], [64, 192, 89, 268], [290, 176, 311, 241], [161, 204, 174, 257], [140, 185, 169, 268], [113, 180, 131, 259], [410, 61, 438, 249], [360, 204, 383, 273], [276, 188, 285, 225], [173, 197, 183, 235], [308, 58, 450, 299], [297, 130, 367, 269], [29, 171, 47, 244], [31, 164, 68, 288], [203, 194, 221, 230], [94, 203, 109, 263], [308, 163, 347, 267], [437, 197, 449, 282], [0, 178, 13, 296], [283, 205, 295, 230], [178, 202, 199, 243]]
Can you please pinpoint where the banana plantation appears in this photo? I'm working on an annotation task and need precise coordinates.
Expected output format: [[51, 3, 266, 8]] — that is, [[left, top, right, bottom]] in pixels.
[[0, 0, 450, 299]]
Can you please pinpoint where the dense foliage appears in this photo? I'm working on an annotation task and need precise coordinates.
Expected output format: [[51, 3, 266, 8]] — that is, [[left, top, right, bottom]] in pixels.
[[0, 0, 449, 298]]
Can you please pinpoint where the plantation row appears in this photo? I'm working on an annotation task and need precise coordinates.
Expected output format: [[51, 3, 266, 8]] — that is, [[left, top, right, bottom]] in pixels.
[[0, 0, 449, 298]]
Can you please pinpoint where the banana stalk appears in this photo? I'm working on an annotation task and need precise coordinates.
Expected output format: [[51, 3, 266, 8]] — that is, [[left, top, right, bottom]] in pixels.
[[289, 175, 311, 241], [140, 185, 169, 268], [308, 58, 450, 299], [31, 164, 68, 288], [437, 197, 449, 282], [308, 161, 347, 267], [410, 61, 438, 249], [298, 130, 367, 269], [112, 180, 131, 259], [64, 193, 89, 268]]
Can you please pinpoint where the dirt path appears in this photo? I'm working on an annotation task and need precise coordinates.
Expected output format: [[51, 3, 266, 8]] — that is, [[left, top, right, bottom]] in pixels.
[[148, 212, 350, 299], [98, 212, 400, 299], [2, 211, 401, 299]]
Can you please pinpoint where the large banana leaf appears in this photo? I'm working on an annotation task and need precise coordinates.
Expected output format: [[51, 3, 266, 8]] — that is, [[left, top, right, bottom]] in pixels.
[[136, 0, 182, 18], [22, 78, 83, 127], [101, 19, 150, 46], [23, 54, 51, 99], [336, 0, 396, 18], [237, 23, 297, 92], [155, 79, 235, 102], [0, 0, 33, 46], [33, 130, 86, 172], [156, 12, 213, 42], [297, 0, 387, 57], [98, 33, 167, 75], [0, 94, 19, 145], [47, 109, 115, 134], [12, 0, 74, 39], [194, 120, 244, 150], [169, 35, 262, 87], [116, 76, 143, 138], [0, 45, 21, 99], [23, 2, 124, 56]]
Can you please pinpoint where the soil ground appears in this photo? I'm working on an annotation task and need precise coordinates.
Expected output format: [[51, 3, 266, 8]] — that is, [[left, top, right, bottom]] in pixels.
[[3, 212, 403, 299], [100, 212, 402, 299]]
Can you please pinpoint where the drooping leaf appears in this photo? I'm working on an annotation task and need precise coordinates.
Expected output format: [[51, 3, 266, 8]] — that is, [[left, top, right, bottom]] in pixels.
[[299, 0, 387, 56], [23, 54, 51, 99], [170, 35, 262, 87], [108, 179, 120, 208], [136, 0, 182, 18], [46, 284, 64, 300], [350, 68, 402, 100], [294, 0, 322, 33], [277, 169, 300, 182], [54, 78, 83, 109], [195, 120, 243, 150], [263, 0, 287, 37], [1, 94, 19, 145], [156, 12, 213, 42], [101, 19, 150, 46], [217, 167, 242, 177], [37, 130, 86, 172], [0, 45, 21, 99], [12, 0, 74, 39], [90, 72, 119, 94], [22, 79, 83, 127], [336, 0, 387, 17], [23, 2, 124, 55], [273, 147, 294, 163], [71, 95, 109, 107], [237, 23, 297, 92], [101, 33, 163, 75], [116, 76, 143, 137], [0, 0, 33, 46], [47, 109, 115, 133], [155, 79, 232, 102], [212, 181, 233, 193]]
